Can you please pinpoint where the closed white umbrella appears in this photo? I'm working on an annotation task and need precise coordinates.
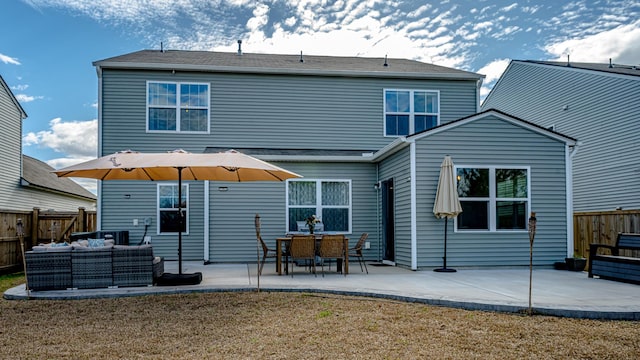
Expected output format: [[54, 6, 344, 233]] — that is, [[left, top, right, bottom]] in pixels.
[[54, 149, 302, 281], [433, 155, 462, 272]]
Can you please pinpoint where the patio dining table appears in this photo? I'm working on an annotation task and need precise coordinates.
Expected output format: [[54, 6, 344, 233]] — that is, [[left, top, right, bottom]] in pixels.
[[276, 234, 349, 275]]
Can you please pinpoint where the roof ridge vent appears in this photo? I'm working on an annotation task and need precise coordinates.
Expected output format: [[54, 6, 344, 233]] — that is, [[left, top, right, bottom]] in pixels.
[[237, 40, 242, 56], [299, 51, 304, 63], [383, 55, 388, 67]]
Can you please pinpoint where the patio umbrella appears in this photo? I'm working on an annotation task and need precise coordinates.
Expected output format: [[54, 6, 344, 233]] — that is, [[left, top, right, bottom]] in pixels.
[[53, 149, 302, 280], [432, 155, 463, 273]]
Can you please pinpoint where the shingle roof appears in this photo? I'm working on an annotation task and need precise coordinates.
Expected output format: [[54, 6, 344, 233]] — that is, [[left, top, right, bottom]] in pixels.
[[94, 50, 483, 80], [22, 155, 96, 200], [520, 60, 640, 77]]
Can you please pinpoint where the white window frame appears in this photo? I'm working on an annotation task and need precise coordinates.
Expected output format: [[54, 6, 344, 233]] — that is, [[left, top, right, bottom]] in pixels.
[[455, 165, 531, 233], [157, 183, 189, 235], [383, 89, 440, 137], [286, 179, 352, 234], [146, 81, 210, 133]]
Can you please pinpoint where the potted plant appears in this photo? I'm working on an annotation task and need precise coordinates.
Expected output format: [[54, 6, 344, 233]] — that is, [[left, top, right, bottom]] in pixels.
[[565, 252, 587, 271]]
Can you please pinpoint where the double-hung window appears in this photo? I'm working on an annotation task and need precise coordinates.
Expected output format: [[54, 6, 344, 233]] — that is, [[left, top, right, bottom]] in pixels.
[[157, 183, 188, 234], [384, 89, 439, 136], [286, 180, 351, 233], [147, 81, 210, 132], [456, 167, 529, 231]]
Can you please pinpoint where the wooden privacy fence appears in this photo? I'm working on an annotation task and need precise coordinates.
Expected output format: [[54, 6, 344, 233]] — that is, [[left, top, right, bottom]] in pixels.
[[0, 207, 96, 273], [574, 209, 640, 260]]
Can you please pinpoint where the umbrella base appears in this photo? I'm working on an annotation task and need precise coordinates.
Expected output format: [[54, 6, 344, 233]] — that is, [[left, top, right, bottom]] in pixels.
[[433, 268, 457, 273], [156, 272, 203, 286]]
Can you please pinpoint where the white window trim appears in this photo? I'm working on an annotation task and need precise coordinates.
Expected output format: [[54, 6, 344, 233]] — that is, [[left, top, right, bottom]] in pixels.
[[285, 179, 352, 234], [383, 89, 440, 137], [146, 81, 210, 133], [454, 165, 531, 233], [157, 183, 189, 235]]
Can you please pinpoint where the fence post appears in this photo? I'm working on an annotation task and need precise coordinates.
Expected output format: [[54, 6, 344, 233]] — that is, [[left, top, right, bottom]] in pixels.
[[78, 207, 86, 232], [30, 207, 40, 247]]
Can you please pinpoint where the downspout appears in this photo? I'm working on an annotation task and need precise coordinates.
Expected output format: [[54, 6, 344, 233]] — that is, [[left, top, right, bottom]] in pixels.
[[566, 142, 580, 257], [410, 141, 417, 270], [95, 65, 103, 230], [204, 181, 210, 263], [376, 163, 381, 262]]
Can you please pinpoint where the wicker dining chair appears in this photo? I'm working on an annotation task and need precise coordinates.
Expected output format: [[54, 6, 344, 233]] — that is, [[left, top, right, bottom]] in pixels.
[[255, 214, 288, 275], [288, 235, 317, 277], [318, 234, 346, 277], [348, 232, 369, 274]]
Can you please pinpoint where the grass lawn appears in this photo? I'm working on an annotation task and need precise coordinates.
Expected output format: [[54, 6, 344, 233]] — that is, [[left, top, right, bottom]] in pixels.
[[1, 273, 639, 359]]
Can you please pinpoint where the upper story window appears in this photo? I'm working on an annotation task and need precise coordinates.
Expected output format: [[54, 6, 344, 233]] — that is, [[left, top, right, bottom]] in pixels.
[[147, 81, 210, 133], [384, 89, 439, 136], [456, 167, 530, 232], [286, 179, 352, 234]]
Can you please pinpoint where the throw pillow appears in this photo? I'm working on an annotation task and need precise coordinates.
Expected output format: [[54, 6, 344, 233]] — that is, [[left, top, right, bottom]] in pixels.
[[88, 238, 105, 248], [51, 242, 70, 248]]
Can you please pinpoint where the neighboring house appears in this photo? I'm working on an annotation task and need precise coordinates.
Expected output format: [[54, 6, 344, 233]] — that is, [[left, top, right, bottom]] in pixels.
[[0, 75, 96, 212], [93, 49, 576, 268], [481, 60, 640, 212]]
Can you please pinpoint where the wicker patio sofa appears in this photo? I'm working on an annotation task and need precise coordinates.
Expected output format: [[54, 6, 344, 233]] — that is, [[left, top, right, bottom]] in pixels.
[[25, 240, 164, 291]]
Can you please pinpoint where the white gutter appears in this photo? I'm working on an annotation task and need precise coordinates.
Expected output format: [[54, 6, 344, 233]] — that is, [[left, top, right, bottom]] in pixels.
[[204, 181, 210, 263], [410, 142, 418, 270], [566, 142, 580, 257]]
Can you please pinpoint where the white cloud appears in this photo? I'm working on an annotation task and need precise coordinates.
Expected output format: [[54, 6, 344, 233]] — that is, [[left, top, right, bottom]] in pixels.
[[476, 58, 511, 99], [0, 53, 21, 65], [500, 3, 518, 12], [23, 118, 97, 158], [15, 94, 44, 103], [545, 20, 640, 64], [11, 84, 29, 91], [473, 21, 492, 31]]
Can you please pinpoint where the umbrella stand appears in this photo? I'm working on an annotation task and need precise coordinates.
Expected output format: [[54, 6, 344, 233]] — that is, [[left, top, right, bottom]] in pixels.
[[434, 217, 456, 272]]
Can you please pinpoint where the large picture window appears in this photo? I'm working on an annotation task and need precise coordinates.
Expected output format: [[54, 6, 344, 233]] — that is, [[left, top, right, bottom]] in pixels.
[[147, 81, 209, 132], [456, 167, 529, 231], [157, 184, 188, 234], [384, 89, 439, 136], [286, 180, 351, 233]]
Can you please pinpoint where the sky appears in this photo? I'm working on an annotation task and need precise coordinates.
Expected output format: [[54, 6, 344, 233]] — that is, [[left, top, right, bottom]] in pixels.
[[1, 0, 639, 193]]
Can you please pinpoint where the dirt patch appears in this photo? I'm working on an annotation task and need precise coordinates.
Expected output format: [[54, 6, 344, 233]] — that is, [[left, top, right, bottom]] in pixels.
[[1, 291, 638, 359]]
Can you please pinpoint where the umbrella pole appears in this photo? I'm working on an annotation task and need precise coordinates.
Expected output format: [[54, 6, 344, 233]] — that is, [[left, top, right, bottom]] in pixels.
[[178, 167, 183, 275], [434, 217, 456, 273]]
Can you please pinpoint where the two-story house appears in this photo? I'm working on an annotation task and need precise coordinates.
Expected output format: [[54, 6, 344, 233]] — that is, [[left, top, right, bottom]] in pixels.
[[481, 60, 640, 213], [93, 49, 576, 269], [0, 75, 96, 212]]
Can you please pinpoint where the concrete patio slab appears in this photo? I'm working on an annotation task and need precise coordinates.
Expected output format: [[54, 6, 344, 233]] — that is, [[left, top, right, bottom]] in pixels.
[[5, 261, 640, 320]]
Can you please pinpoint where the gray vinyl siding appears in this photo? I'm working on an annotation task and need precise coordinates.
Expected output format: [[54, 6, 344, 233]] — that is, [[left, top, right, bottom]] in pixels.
[[0, 80, 23, 210], [101, 181, 205, 260], [378, 147, 412, 267], [207, 162, 378, 263], [414, 115, 568, 267], [9, 188, 95, 212], [482, 62, 640, 212], [100, 69, 478, 155]]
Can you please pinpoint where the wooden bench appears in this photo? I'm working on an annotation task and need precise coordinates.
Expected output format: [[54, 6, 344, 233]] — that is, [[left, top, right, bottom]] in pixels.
[[588, 233, 640, 285]]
